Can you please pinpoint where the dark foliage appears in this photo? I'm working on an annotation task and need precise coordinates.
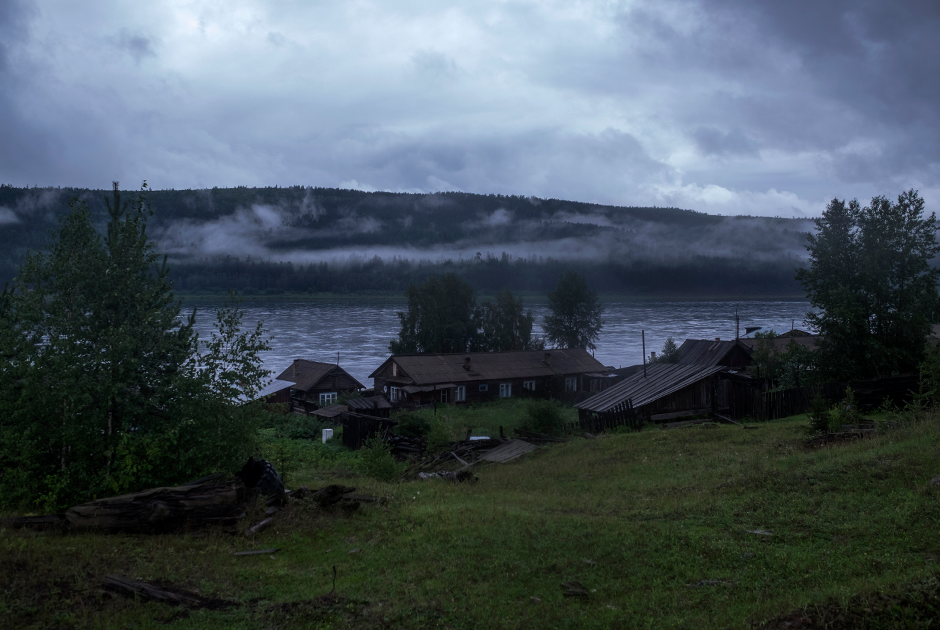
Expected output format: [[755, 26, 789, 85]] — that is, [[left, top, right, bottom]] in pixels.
[[544, 271, 604, 350], [796, 191, 940, 380]]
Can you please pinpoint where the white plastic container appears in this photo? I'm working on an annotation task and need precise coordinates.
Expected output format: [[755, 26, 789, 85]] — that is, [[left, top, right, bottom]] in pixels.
[[322, 428, 334, 443]]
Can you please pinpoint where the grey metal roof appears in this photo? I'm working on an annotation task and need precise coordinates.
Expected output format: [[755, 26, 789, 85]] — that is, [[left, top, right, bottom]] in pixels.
[[369, 349, 606, 385], [676, 339, 752, 366], [575, 363, 726, 413]]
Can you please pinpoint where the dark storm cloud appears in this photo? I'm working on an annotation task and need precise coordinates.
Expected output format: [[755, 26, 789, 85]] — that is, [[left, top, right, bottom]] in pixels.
[[0, 1, 936, 216]]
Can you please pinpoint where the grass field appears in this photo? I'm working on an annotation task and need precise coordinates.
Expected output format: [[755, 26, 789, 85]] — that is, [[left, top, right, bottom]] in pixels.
[[4, 406, 940, 629]]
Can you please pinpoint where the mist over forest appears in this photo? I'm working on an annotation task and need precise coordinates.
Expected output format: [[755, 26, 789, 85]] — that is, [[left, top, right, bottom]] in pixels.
[[0, 184, 813, 297]]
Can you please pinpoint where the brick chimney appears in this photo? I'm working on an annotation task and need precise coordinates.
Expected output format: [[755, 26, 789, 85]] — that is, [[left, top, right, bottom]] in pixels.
[[463, 357, 471, 370], [715, 337, 720, 342], [543, 352, 551, 366], [650, 351, 657, 361]]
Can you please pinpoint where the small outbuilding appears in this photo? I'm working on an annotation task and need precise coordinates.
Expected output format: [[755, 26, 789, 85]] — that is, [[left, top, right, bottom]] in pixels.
[[575, 362, 730, 423]]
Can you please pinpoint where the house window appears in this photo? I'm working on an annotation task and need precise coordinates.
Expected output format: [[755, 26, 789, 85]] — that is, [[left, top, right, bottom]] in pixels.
[[440, 389, 448, 403], [479, 384, 488, 392], [523, 380, 535, 391], [565, 377, 577, 392], [499, 382, 512, 398], [319, 392, 337, 405], [456, 386, 466, 402], [390, 386, 401, 402]]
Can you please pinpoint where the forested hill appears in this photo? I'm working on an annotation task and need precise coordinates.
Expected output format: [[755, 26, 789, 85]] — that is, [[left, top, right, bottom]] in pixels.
[[0, 184, 813, 297]]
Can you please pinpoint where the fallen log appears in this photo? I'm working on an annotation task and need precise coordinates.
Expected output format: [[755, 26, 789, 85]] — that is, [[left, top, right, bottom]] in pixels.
[[102, 575, 235, 609], [244, 518, 274, 537], [66, 478, 247, 532], [0, 514, 67, 530], [102, 575, 203, 607]]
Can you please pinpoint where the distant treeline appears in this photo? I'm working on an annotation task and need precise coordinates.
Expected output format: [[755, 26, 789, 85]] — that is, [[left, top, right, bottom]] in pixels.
[[169, 254, 804, 297]]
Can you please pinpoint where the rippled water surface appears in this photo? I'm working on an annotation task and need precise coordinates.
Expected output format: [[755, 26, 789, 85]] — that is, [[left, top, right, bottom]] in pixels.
[[189, 300, 813, 387]]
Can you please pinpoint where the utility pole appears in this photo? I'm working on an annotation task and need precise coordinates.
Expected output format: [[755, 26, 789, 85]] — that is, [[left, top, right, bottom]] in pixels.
[[642, 330, 647, 378], [735, 309, 740, 340]]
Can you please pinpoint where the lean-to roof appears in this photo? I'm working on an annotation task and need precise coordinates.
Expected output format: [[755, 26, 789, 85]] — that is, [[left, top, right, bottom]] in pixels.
[[575, 363, 726, 413]]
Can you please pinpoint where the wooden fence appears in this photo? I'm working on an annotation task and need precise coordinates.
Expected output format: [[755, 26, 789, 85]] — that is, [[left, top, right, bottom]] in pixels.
[[726, 374, 918, 421], [576, 398, 643, 433]]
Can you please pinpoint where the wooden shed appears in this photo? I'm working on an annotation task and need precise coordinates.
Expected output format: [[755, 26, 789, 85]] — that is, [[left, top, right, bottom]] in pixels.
[[575, 363, 730, 423]]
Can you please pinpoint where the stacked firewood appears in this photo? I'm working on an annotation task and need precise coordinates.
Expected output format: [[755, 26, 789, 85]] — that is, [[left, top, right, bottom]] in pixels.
[[385, 434, 428, 458]]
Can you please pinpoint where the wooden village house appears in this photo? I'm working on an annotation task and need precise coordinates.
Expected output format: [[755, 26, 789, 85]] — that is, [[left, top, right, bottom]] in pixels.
[[369, 349, 609, 405], [268, 359, 365, 414]]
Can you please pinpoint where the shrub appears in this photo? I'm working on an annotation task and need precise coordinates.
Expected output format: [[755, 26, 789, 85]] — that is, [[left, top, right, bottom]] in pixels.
[[360, 435, 402, 482], [394, 411, 432, 438], [279, 415, 331, 441], [520, 399, 566, 435], [807, 392, 832, 434]]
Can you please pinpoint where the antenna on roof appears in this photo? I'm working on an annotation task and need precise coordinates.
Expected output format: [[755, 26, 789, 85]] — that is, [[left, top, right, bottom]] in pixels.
[[735, 309, 739, 340], [336, 351, 339, 365]]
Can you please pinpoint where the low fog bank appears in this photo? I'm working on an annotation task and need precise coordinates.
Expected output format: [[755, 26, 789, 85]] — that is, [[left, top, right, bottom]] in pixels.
[[0, 185, 814, 289]]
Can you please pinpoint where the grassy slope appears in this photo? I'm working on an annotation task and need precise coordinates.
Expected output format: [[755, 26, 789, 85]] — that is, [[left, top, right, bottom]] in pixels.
[[4, 412, 940, 629]]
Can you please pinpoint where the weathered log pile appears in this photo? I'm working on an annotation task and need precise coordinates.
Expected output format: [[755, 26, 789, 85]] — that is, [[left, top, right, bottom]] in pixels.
[[385, 434, 428, 458], [402, 437, 522, 481], [66, 474, 247, 532], [2, 459, 385, 535]]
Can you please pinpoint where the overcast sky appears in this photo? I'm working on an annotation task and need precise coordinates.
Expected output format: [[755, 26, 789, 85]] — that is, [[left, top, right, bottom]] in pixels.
[[1, 0, 937, 217]]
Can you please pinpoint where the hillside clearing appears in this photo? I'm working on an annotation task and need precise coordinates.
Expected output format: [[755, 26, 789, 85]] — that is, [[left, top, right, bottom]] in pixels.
[[3, 412, 940, 629]]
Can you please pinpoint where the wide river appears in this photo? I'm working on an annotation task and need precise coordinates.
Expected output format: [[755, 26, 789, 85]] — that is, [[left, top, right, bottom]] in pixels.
[[188, 300, 813, 388]]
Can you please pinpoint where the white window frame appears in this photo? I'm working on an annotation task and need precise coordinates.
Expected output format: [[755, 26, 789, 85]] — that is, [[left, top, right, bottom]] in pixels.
[[455, 385, 466, 402], [390, 386, 401, 402], [319, 392, 338, 405], [499, 382, 512, 398], [565, 377, 577, 392], [523, 380, 536, 391]]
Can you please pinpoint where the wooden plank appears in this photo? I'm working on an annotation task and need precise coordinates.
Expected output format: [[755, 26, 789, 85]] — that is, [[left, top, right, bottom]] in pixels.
[[232, 548, 281, 556], [650, 408, 712, 422], [480, 439, 537, 463]]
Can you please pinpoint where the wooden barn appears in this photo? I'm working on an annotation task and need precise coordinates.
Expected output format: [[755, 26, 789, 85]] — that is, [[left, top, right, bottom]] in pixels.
[[273, 359, 365, 414], [575, 363, 731, 424], [370, 349, 608, 405]]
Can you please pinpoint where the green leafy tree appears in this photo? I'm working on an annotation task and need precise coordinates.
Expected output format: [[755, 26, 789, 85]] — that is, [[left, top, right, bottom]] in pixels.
[[650, 337, 680, 363], [796, 191, 940, 380], [478, 288, 543, 352], [543, 271, 604, 350], [0, 184, 270, 510], [390, 273, 479, 354]]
